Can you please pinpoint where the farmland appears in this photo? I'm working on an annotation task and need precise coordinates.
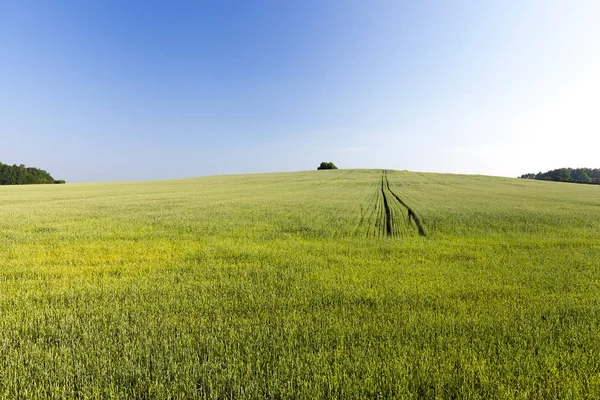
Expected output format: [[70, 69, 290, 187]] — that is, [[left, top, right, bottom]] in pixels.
[[0, 169, 599, 398]]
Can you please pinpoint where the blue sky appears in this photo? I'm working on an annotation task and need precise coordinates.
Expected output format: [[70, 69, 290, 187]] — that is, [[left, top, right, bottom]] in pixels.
[[1, 1, 599, 182]]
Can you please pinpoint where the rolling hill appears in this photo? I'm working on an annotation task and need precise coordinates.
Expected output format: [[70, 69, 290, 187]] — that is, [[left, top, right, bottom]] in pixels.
[[0, 169, 598, 398]]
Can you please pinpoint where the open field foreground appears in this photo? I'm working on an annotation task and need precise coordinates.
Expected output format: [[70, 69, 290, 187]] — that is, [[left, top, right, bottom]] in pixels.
[[0, 169, 599, 399]]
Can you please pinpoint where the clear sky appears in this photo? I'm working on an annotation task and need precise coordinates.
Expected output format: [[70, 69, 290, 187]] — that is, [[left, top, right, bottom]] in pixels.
[[1, 1, 599, 182]]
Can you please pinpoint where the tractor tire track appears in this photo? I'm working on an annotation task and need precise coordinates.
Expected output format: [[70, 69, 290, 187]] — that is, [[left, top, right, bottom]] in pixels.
[[380, 171, 392, 236], [383, 170, 427, 237]]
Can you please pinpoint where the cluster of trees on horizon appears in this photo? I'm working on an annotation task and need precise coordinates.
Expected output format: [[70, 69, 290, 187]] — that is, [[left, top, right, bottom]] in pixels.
[[520, 168, 600, 184], [0, 162, 65, 185], [317, 162, 338, 170]]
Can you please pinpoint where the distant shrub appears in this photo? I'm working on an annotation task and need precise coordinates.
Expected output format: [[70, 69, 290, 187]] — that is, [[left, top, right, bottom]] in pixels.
[[317, 162, 338, 170], [54, 180, 66, 184]]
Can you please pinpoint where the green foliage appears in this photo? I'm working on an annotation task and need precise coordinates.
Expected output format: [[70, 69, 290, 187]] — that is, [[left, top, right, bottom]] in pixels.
[[317, 161, 338, 170], [520, 167, 600, 184], [0, 161, 64, 185], [0, 170, 599, 398]]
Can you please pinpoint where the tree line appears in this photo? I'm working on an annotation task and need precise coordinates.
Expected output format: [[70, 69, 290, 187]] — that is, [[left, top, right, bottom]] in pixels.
[[0, 162, 65, 185], [520, 168, 600, 184]]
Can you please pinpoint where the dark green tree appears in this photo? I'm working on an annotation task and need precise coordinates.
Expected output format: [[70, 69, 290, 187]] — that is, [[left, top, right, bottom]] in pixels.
[[578, 172, 592, 183], [317, 162, 338, 170]]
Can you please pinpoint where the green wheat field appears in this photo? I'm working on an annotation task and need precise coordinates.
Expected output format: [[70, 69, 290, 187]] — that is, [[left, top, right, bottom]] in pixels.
[[0, 169, 599, 398]]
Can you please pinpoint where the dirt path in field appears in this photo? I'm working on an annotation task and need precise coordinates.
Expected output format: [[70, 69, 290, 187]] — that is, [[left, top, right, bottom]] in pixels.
[[383, 170, 427, 237]]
